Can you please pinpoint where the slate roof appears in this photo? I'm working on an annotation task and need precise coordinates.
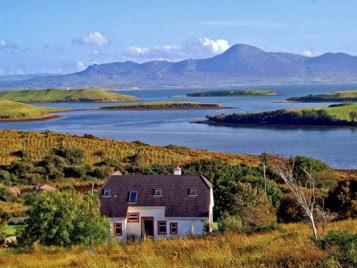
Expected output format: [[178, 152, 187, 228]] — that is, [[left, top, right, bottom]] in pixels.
[[100, 175, 212, 218]]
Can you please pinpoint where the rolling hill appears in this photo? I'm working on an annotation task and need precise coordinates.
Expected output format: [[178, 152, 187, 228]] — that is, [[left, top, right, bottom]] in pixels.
[[0, 88, 137, 102], [1, 44, 357, 89]]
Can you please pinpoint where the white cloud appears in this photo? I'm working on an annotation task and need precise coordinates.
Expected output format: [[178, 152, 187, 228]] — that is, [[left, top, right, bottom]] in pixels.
[[122, 37, 230, 62], [199, 20, 290, 29], [0, 39, 18, 50], [73, 32, 110, 47], [76, 61, 86, 71], [303, 50, 321, 57]]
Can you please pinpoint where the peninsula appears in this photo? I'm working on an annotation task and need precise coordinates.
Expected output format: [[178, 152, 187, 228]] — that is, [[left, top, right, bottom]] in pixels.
[[287, 90, 357, 102], [0, 88, 138, 103], [187, 89, 277, 97], [100, 101, 223, 110], [198, 103, 357, 127], [0, 99, 66, 121]]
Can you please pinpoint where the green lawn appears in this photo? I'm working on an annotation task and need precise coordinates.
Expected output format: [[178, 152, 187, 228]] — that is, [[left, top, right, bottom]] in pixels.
[[0, 88, 137, 103], [324, 104, 357, 121], [0, 99, 66, 120]]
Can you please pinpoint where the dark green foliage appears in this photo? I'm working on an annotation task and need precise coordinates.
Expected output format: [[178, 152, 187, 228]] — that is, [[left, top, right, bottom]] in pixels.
[[316, 230, 357, 267], [53, 148, 84, 165], [207, 108, 355, 126], [21, 191, 109, 247], [325, 179, 357, 219], [218, 212, 244, 233], [132, 140, 149, 146], [292, 156, 331, 185], [182, 159, 279, 218], [0, 170, 12, 185], [0, 185, 16, 202], [125, 164, 172, 175], [11, 150, 28, 159], [64, 166, 86, 178]]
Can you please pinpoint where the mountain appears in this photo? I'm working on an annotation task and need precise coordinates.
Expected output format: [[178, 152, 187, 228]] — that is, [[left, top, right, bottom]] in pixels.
[[1, 44, 357, 89]]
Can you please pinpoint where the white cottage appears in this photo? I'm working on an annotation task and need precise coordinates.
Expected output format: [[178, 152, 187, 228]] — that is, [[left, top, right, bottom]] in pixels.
[[99, 168, 214, 241]]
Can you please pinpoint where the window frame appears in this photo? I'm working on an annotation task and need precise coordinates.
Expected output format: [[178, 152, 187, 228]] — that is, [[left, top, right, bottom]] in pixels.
[[153, 188, 162, 196], [114, 222, 122, 236], [127, 212, 140, 222], [157, 221, 167, 234], [128, 191, 138, 202], [102, 189, 111, 197], [188, 188, 197, 196], [170, 222, 178, 234]]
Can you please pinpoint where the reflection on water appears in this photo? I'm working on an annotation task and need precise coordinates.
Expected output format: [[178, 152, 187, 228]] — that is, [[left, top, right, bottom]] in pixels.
[[1, 84, 357, 168]]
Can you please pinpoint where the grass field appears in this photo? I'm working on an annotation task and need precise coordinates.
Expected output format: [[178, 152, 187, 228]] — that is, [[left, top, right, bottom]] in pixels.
[[0, 130, 258, 167], [0, 88, 137, 103], [100, 101, 222, 110], [188, 89, 277, 97], [324, 104, 357, 121], [0, 219, 355, 267], [288, 90, 357, 102], [0, 100, 65, 120]]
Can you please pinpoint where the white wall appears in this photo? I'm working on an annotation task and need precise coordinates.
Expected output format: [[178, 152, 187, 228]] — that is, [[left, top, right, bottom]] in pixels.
[[109, 206, 207, 242]]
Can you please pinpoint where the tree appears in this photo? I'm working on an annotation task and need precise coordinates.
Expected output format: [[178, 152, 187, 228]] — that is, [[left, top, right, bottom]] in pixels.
[[271, 158, 319, 239], [21, 191, 109, 246]]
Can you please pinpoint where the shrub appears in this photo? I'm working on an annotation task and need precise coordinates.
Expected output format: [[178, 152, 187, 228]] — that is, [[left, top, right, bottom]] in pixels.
[[292, 156, 332, 185], [64, 166, 86, 178], [0, 185, 16, 202], [218, 213, 244, 233], [21, 191, 109, 247], [53, 148, 84, 165], [0, 170, 12, 185], [325, 179, 357, 219], [316, 230, 357, 267]]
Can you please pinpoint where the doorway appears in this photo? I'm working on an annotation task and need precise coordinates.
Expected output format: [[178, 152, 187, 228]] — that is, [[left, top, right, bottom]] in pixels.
[[141, 217, 154, 239]]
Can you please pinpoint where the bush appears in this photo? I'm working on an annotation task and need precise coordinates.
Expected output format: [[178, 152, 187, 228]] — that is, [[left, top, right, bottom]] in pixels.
[[64, 166, 86, 178], [0, 170, 12, 185], [0, 185, 16, 202], [218, 213, 244, 233], [316, 230, 357, 267], [53, 148, 84, 165], [21, 191, 109, 247], [292, 156, 332, 185], [325, 179, 357, 219]]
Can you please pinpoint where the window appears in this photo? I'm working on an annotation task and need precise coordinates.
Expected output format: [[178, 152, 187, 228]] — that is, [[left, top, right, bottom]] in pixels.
[[128, 191, 138, 202], [157, 221, 167, 234], [153, 188, 162, 196], [102, 189, 111, 197], [188, 188, 197, 196], [114, 223, 122, 236], [170, 222, 178, 234], [127, 212, 139, 222]]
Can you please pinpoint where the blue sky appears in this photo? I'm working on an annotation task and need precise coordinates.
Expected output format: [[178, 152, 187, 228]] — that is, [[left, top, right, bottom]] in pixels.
[[1, 0, 357, 75]]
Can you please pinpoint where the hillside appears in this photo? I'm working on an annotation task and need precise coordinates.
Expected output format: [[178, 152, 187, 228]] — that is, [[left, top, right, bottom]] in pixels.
[[0, 219, 356, 267], [188, 89, 277, 97], [288, 90, 357, 102], [0, 88, 137, 103], [0, 100, 65, 121], [100, 101, 223, 110], [0, 130, 258, 166], [1, 44, 357, 89]]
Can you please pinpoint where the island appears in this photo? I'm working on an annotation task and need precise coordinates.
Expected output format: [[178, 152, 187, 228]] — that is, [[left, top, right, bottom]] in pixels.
[[0, 99, 67, 121], [187, 89, 277, 97], [287, 90, 357, 102], [0, 88, 138, 103], [197, 103, 357, 127], [100, 101, 224, 110]]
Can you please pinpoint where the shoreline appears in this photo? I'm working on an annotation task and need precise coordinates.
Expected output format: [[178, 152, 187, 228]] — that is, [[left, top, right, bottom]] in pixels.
[[193, 120, 357, 129], [0, 114, 62, 123]]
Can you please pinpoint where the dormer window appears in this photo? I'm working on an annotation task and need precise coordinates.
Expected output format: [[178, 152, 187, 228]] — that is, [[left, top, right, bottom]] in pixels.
[[102, 189, 111, 197], [153, 188, 162, 196], [188, 189, 197, 196], [128, 191, 138, 202]]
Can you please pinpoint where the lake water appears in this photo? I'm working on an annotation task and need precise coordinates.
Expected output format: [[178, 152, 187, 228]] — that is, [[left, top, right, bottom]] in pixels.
[[1, 84, 357, 168]]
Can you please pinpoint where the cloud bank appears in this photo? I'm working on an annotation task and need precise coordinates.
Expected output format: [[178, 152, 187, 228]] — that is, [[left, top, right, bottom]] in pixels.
[[72, 32, 110, 47], [122, 37, 230, 62]]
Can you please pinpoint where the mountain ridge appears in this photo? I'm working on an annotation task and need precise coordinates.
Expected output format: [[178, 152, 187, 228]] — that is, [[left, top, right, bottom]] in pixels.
[[1, 44, 357, 89]]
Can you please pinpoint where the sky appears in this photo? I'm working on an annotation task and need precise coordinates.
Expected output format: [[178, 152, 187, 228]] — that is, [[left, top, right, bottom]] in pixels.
[[1, 0, 357, 75]]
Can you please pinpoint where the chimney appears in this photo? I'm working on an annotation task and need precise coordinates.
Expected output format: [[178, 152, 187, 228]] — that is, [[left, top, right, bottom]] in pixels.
[[173, 166, 182, 176]]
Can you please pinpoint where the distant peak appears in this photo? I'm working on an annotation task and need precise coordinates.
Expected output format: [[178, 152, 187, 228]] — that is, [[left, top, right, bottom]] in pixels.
[[224, 43, 264, 55]]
